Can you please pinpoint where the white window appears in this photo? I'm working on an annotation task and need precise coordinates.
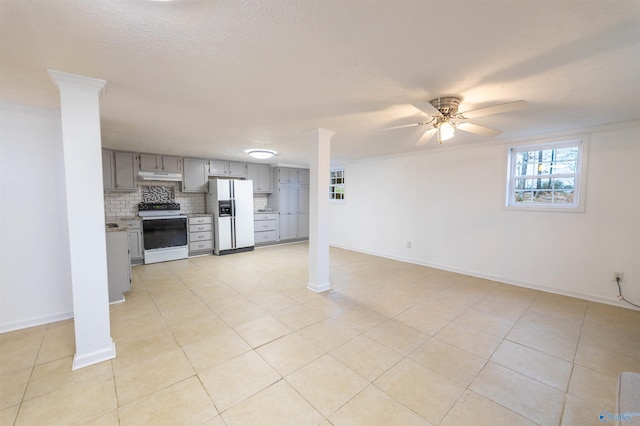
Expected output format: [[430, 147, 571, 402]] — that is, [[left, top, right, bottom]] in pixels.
[[506, 137, 588, 212], [330, 169, 345, 201]]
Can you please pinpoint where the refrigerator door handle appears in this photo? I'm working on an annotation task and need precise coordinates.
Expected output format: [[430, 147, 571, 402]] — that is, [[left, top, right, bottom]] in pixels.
[[231, 218, 236, 249]]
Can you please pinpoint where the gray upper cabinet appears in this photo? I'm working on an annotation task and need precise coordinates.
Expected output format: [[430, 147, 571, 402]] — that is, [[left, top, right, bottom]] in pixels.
[[162, 156, 183, 172], [209, 160, 248, 178], [298, 169, 310, 185], [102, 149, 115, 191], [208, 160, 228, 176], [114, 151, 138, 191], [247, 164, 272, 193], [139, 154, 161, 171], [229, 161, 247, 178], [139, 154, 182, 172], [277, 167, 299, 184], [182, 158, 208, 192]]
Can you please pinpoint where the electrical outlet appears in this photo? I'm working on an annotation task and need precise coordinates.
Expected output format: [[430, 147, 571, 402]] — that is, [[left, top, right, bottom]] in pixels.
[[614, 272, 624, 282], [406, 241, 412, 248]]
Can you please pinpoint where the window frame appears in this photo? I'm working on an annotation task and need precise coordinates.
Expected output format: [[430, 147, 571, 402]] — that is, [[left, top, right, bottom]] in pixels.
[[504, 136, 589, 212], [329, 168, 345, 203]]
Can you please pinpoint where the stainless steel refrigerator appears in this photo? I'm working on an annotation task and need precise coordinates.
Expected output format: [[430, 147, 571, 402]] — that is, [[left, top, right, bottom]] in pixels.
[[206, 178, 255, 255]]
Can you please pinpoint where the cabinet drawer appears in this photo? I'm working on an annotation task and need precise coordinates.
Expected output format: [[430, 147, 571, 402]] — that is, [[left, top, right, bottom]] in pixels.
[[254, 230, 278, 243], [189, 216, 212, 225], [190, 231, 212, 242], [189, 223, 213, 233], [254, 219, 277, 232], [254, 213, 278, 221], [189, 240, 213, 252], [122, 220, 141, 230]]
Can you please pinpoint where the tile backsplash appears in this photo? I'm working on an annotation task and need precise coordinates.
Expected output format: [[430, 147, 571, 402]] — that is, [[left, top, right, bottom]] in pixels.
[[142, 186, 174, 203], [104, 183, 205, 219]]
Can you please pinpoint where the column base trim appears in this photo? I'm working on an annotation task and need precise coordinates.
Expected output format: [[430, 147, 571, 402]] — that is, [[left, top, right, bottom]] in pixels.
[[307, 281, 331, 293], [72, 341, 116, 370]]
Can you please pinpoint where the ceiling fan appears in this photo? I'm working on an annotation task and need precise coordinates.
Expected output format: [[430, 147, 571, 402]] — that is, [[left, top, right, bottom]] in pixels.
[[381, 96, 529, 145]]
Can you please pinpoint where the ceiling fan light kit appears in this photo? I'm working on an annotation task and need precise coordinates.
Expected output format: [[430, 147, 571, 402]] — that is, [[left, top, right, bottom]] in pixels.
[[436, 119, 456, 143]]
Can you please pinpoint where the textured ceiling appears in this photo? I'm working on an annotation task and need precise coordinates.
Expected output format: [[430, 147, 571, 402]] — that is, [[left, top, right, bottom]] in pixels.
[[1, 0, 639, 165]]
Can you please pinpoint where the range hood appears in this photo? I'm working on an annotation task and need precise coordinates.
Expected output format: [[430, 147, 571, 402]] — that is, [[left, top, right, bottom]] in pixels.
[[138, 171, 182, 182]]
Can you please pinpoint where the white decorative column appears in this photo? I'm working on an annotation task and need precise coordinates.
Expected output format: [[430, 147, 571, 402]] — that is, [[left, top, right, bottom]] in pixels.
[[48, 70, 116, 370], [307, 128, 335, 293]]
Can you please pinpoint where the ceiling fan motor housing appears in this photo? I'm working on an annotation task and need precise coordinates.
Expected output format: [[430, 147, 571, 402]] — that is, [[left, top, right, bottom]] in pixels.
[[429, 96, 461, 116]]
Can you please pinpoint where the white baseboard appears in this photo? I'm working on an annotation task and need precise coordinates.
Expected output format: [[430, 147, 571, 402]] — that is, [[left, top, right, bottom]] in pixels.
[[0, 311, 74, 334], [329, 243, 640, 312]]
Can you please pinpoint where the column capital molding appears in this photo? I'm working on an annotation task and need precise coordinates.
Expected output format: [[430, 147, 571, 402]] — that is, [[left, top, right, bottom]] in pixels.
[[306, 128, 336, 141], [48, 69, 107, 96]]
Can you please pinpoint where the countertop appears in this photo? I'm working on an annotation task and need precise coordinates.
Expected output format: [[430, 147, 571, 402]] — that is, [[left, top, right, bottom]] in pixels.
[[105, 217, 140, 232], [255, 210, 279, 214], [187, 213, 212, 218], [105, 223, 127, 233]]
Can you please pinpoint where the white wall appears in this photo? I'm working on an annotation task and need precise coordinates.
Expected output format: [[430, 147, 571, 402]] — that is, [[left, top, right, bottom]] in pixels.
[[0, 103, 73, 332], [330, 122, 640, 308]]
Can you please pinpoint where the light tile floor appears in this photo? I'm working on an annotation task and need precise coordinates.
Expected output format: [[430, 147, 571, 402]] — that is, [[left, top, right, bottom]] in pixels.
[[2, 243, 639, 425]]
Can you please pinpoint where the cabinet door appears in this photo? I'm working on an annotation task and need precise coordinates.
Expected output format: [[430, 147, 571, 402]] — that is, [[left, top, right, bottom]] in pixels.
[[298, 185, 309, 214], [162, 156, 183, 172], [127, 230, 143, 261], [279, 213, 298, 240], [182, 158, 208, 192], [102, 149, 115, 191], [258, 165, 272, 192], [246, 164, 259, 190], [209, 160, 229, 176], [114, 152, 138, 191], [279, 167, 298, 184], [247, 164, 272, 193], [278, 184, 298, 214], [106, 231, 131, 303], [297, 213, 309, 239], [139, 154, 162, 171], [228, 162, 247, 178], [298, 169, 310, 185]]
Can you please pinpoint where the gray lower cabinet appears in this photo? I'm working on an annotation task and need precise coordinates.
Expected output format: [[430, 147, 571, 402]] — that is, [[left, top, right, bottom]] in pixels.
[[279, 213, 298, 240], [182, 158, 208, 192], [188, 215, 213, 255], [297, 184, 309, 239], [106, 231, 131, 303], [254, 213, 279, 245], [122, 219, 143, 264]]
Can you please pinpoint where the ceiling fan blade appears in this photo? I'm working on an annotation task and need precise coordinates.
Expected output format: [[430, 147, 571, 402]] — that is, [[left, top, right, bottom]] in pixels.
[[415, 127, 437, 146], [374, 122, 421, 132], [458, 100, 528, 119], [412, 101, 442, 117], [457, 122, 502, 137]]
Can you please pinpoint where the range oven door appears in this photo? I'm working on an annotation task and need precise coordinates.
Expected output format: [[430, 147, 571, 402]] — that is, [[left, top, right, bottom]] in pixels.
[[142, 216, 188, 250]]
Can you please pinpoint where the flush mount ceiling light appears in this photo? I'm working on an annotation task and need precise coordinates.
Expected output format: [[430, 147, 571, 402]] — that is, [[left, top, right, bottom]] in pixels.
[[246, 149, 277, 159]]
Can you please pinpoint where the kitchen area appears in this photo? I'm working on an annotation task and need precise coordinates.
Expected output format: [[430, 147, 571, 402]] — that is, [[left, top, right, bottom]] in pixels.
[[103, 150, 310, 303]]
